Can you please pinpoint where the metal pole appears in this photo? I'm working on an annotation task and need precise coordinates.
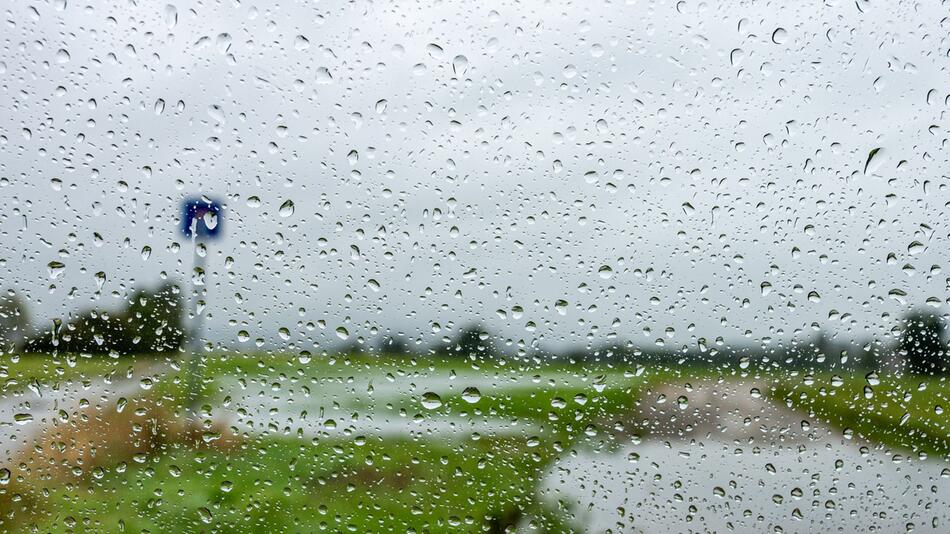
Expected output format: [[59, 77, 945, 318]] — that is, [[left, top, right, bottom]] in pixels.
[[185, 236, 206, 413]]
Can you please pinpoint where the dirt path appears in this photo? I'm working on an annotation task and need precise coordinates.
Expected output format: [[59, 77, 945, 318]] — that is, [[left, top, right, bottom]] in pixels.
[[0, 362, 166, 463], [636, 378, 828, 444]]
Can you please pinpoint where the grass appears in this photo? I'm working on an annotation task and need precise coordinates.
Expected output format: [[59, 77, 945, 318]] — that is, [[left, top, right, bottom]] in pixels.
[[773, 372, 950, 457], [2, 353, 657, 533], [13, 434, 575, 533], [12, 352, 885, 532], [0, 353, 153, 392]]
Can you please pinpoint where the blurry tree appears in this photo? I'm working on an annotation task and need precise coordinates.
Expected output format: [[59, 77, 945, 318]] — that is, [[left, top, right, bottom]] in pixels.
[[0, 291, 30, 350], [125, 283, 185, 353], [452, 324, 493, 358], [856, 343, 882, 371], [22, 282, 184, 355], [337, 341, 363, 356], [815, 330, 836, 366], [378, 335, 410, 355], [899, 311, 948, 375]]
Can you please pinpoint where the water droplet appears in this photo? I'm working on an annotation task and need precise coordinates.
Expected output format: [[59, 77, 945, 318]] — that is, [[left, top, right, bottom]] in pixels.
[[279, 200, 295, 217], [294, 35, 310, 51], [771, 28, 788, 44], [14, 413, 33, 425], [315, 67, 333, 84], [425, 43, 444, 59], [864, 147, 886, 175], [47, 261, 65, 279], [163, 5, 177, 29], [452, 55, 468, 76], [730, 48, 745, 67], [421, 392, 442, 409], [461, 387, 481, 404]]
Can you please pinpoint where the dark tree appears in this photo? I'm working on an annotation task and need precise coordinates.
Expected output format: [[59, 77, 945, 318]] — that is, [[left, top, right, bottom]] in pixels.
[[125, 283, 185, 353], [22, 282, 184, 355], [452, 324, 493, 358], [337, 341, 362, 356], [900, 311, 947, 375], [378, 335, 410, 355]]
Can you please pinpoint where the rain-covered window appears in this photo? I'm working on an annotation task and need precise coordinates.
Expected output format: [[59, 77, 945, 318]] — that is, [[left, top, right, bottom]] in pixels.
[[1, 1, 949, 532]]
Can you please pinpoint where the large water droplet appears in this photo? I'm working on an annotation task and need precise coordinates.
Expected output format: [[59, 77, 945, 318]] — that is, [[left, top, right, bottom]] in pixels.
[[279, 200, 295, 217], [771, 28, 788, 44], [421, 392, 443, 409], [47, 261, 65, 279], [461, 387, 481, 404], [452, 55, 469, 76]]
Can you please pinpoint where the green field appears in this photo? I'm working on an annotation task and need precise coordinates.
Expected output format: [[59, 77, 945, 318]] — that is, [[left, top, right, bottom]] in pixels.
[[19, 435, 574, 533], [3, 353, 949, 532], [774, 372, 950, 457], [0, 353, 650, 533]]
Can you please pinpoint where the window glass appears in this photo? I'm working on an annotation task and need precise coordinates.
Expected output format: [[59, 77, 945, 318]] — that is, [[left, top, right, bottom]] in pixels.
[[1, 1, 949, 532]]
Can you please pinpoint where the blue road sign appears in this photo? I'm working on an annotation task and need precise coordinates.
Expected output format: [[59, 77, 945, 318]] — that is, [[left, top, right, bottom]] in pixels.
[[181, 197, 223, 239]]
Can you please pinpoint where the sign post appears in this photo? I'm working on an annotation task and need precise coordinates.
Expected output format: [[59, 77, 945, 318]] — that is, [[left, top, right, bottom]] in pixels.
[[180, 197, 223, 413]]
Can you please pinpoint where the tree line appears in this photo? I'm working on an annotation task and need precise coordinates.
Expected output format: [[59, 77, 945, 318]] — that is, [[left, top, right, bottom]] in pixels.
[[374, 311, 950, 376], [0, 283, 185, 356], [1, 287, 947, 375]]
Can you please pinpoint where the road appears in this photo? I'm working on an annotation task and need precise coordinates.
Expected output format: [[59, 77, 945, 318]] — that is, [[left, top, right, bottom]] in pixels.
[[539, 379, 950, 533]]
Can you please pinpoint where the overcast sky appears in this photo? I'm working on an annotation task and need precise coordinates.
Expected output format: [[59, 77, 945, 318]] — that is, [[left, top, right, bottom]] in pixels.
[[1, 0, 948, 354]]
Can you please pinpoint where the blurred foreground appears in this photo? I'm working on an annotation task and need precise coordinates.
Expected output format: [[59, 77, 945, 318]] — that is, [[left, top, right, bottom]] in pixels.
[[1, 353, 948, 533]]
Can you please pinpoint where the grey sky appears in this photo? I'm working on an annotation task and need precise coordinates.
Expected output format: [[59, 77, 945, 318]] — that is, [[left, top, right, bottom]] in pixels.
[[1, 0, 948, 353]]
